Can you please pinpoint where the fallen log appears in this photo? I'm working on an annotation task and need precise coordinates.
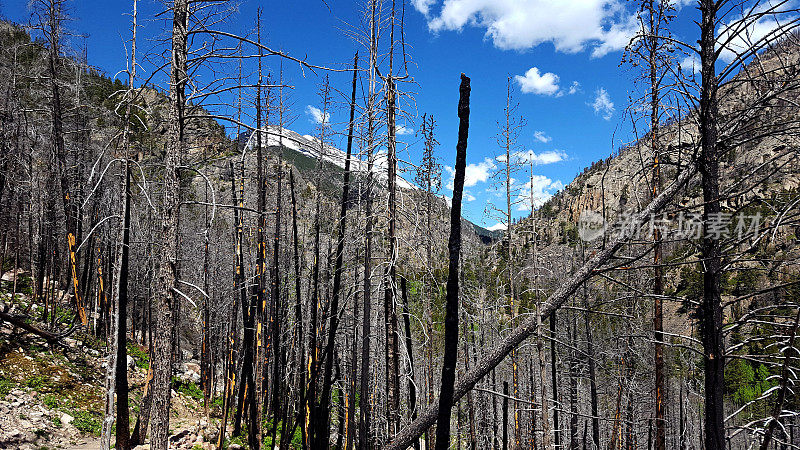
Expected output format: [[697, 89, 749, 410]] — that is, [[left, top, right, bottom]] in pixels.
[[387, 162, 698, 450]]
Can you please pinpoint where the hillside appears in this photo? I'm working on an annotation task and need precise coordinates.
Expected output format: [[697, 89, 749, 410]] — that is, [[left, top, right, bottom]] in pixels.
[[2, 5, 800, 450]]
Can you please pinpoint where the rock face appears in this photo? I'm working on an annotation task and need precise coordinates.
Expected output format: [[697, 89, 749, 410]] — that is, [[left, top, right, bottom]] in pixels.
[[0, 390, 83, 450], [178, 361, 201, 384]]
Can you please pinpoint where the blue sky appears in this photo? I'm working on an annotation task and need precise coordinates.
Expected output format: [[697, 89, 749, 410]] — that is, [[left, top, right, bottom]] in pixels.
[[0, 0, 725, 228]]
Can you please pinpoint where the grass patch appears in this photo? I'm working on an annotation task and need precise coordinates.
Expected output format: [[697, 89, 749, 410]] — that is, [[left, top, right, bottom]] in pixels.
[[70, 410, 102, 435], [42, 393, 61, 409], [0, 376, 15, 398], [25, 375, 50, 390], [172, 376, 203, 401], [127, 342, 150, 370]]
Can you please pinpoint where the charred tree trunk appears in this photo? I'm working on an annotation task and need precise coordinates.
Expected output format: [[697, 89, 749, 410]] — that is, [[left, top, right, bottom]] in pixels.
[[551, 313, 561, 449], [434, 73, 470, 450], [699, 1, 725, 448], [289, 169, 308, 448], [316, 52, 359, 447], [151, 1, 186, 448], [401, 276, 420, 450]]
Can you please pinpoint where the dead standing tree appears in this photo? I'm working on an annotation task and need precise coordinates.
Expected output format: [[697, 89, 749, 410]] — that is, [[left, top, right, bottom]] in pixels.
[[434, 72, 471, 450], [624, 1, 677, 448], [100, 1, 139, 448], [149, 0, 187, 448]]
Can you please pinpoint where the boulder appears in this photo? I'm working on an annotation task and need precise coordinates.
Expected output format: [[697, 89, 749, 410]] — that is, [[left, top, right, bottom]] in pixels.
[[1, 269, 27, 282], [60, 413, 74, 426]]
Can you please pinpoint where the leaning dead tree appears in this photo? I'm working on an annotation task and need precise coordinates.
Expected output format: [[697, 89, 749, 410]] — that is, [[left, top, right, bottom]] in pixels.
[[387, 159, 699, 450]]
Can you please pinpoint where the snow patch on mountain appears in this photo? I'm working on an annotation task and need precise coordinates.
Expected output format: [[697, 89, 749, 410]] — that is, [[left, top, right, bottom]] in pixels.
[[245, 125, 416, 190]]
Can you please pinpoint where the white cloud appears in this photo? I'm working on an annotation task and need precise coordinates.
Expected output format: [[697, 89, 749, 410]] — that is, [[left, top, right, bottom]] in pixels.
[[418, 0, 639, 56], [516, 175, 564, 211], [515, 67, 561, 96], [412, 0, 436, 16], [533, 130, 552, 143], [465, 191, 476, 202], [717, 10, 798, 63], [516, 150, 568, 165], [445, 157, 496, 190], [590, 14, 638, 58], [305, 105, 329, 125], [568, 81, 581, 95], [486, 222, 507, 231], [396, 124, 414, 136], [591, 88, 615, 120], [680, 54, 700, 74]]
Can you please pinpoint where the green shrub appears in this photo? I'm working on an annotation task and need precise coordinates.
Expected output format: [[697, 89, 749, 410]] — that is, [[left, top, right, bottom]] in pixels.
[[0, 377, 15, 397], [42, 394, 60, 409], [71, 410, 101, 435], [172, 377, 203, 401], [127, 343, 150, 370], [25, 375, 48, 390]]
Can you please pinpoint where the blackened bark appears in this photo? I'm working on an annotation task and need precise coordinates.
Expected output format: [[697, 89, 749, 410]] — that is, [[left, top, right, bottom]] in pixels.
[[268, 153, 284, 448], [551, 313, 560, 449], [253, 12, 266, 449], [151, 1, 186, 447], [384, 74, 402, 439], [289, 169, 308, 449], [699, 1, 725, 448], [401, 277, 419, 450], [584, 304, 600, 449], [434, 73, 470, 450], [316, 52, 358, 447]]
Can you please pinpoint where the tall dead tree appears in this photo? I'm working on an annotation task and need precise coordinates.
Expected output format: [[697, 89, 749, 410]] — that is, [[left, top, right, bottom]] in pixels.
[[434, 72, 470, 450], [359, 2, 380, 447], [100, 2, 138, 448], [414, 112, 441, 450], [494, 76, 526, 448], [383, 0, 402, 437], [626, 2, 675, 447], [307, 75, 332, 445], [252, 10, 267, 450], [150, 1, 187, 448], [268, 65, 287, 449], [698, 1, 725, 448]]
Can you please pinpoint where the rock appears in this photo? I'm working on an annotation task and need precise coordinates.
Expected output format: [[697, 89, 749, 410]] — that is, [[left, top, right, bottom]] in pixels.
[[1, 269, 27, 282], [60, 413, 74, 426], [185, 362, 201, 374], [228, 445, 243, 450]]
